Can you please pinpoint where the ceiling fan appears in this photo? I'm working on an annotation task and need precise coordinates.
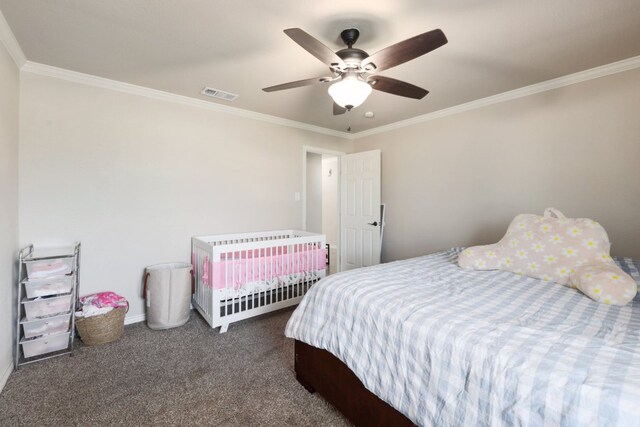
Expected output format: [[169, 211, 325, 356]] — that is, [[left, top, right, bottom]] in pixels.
[[263, 27, 448, 115]]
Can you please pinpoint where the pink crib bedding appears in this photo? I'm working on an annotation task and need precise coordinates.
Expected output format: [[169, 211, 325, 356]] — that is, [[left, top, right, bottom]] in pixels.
[[201, 246, 326, 290]]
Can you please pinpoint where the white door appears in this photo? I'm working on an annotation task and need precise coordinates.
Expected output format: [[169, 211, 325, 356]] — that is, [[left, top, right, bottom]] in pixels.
[[340, 149, 381, 271]]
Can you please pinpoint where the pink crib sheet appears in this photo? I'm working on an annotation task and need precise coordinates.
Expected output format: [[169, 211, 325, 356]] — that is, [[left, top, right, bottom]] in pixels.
[[203, 246, 326, 290]]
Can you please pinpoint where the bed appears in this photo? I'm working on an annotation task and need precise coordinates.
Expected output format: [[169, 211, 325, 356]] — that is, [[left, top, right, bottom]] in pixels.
[[193, 230, 326, 333], [285, 248, 640, 426]]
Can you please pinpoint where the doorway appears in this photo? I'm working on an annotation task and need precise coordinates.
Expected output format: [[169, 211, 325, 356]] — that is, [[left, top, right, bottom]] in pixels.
[[302, 146, 344, 275]]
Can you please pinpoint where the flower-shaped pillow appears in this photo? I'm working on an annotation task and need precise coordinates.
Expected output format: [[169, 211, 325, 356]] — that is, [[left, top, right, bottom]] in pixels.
[[458, 208, 637, 305]]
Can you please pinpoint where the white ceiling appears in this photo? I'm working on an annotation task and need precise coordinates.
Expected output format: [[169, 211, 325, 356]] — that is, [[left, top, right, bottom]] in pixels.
[[2, 1, 640, 133]]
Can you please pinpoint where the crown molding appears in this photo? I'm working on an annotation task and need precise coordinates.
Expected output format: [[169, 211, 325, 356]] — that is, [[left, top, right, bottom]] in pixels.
[[19, 53, 640, 141], [352, 54, 640, 139], [0, 9, 26, 68], [21, 61, 353, 140]]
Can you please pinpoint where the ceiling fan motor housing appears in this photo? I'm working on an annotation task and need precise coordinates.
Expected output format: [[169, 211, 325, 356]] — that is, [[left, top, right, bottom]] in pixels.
[[336, 48, 369, 69], [336, 28, 369, 70]]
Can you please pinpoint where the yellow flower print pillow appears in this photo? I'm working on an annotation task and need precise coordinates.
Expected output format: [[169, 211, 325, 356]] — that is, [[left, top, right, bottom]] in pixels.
[[569, 263, 637, 306], [458, 208, 614, 287]]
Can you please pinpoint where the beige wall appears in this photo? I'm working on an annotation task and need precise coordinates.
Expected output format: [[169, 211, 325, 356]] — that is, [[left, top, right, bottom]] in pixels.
[[355, 68, 640, 261], [305, 152, 322, 234], [19, 72, 352, 320], [13, 59, 640, 329], [0, 37, 19, 387], [322, 156, 339, 247]]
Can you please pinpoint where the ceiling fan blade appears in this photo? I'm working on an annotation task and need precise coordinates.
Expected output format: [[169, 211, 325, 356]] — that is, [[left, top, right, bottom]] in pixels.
[[361, 29, 447, 73], [368, 75, 429, 99], [284, 28, 346, 68], [262, 76, 334, 92], [333, 102, 347, 115]]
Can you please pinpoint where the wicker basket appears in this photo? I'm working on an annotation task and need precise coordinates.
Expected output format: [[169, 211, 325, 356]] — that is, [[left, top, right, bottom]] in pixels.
[[75, 306, 126, 346]]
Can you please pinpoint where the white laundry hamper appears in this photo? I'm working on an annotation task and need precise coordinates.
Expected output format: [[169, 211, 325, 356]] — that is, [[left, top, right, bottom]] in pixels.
[[144, 262, 193, 330]]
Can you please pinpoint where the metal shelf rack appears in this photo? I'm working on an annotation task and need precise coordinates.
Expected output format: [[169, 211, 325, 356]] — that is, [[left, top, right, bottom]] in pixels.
[[14, 242, 81, 369]]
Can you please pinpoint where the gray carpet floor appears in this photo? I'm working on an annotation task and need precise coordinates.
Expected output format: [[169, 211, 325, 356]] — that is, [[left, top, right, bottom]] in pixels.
[[0, 308, 350, 426]]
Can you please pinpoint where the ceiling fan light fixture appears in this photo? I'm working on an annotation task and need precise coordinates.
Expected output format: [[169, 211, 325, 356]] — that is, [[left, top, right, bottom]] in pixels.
[[328, 74, 372, 110]]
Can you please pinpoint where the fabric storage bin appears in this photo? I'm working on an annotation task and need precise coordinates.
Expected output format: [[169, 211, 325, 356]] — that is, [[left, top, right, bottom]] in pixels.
[[24, 257, 73, 279], [22, 313, 71, 339], [24, 275, 74, 299], [144, 262, 192, 330], [23, 294, 72, 320], [20, 331, 70, 358]]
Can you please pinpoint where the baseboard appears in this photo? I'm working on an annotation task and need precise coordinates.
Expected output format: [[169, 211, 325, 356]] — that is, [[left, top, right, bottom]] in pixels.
[[0, 358, 14, 395], [124, 313, 146, 325]]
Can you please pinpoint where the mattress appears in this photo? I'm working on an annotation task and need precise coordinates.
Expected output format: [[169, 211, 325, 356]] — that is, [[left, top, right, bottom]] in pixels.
[[285, 248, 640, 426]]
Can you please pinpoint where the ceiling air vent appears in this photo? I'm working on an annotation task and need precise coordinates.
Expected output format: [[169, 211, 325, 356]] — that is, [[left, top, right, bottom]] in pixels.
[[201, 87, 238, 101]]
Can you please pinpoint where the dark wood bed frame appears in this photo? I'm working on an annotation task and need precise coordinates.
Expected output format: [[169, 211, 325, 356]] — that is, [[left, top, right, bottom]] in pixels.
[[294, 340, 415, 427]]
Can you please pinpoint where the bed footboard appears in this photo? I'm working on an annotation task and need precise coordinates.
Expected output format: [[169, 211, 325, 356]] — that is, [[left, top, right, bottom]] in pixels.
[[294, 340, 415, 427]]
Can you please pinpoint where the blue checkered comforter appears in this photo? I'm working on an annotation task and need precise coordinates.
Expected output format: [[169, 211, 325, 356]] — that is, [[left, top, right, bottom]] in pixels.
[[285, 248, 640, 426]]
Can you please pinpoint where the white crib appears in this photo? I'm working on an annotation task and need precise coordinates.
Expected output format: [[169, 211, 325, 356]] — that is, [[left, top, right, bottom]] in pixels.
[[192, 230, 326, 333]]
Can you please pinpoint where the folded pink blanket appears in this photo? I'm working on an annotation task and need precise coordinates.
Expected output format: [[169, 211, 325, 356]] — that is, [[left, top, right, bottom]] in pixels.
[[79, 291, 128, 309]]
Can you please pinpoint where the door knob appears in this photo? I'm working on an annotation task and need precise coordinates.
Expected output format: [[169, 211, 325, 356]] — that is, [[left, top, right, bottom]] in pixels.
[[368, 221, 378, 226]]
